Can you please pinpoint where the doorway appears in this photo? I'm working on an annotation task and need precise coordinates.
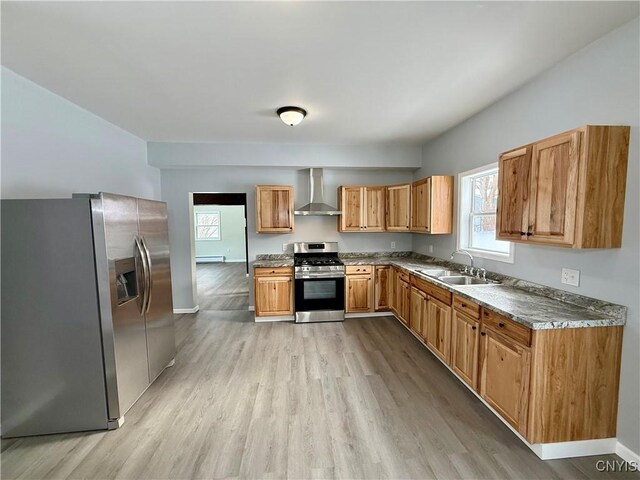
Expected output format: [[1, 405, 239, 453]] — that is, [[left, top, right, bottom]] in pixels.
[[191, 193, 249, 311]]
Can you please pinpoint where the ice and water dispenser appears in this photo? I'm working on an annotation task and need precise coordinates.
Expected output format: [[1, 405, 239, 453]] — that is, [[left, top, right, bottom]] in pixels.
[[115, 257, 139, 305]]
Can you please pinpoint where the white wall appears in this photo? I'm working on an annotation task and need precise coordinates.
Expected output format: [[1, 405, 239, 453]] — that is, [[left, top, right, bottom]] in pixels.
[[160, 166, 414, 309], [414, 18, 640, 456], [194, 204, 247, 262], [1, 67, 160, 199]]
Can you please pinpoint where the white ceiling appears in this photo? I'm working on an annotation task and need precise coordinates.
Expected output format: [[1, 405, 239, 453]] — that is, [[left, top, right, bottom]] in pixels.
[[2, 2, 638, 144]]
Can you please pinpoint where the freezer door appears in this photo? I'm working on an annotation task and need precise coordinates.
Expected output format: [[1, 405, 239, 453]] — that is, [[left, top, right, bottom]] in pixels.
[[137, 199, 176, 382], [100, 193, 150, 415]]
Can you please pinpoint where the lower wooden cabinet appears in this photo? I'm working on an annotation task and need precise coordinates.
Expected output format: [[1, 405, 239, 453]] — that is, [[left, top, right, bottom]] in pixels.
[[374, 266, 391, 311], [410, 286, 426, 335], [396, 276, 410, 325], [424, 297, 452, 364], [479, 326, 531, 436], [451, 309, 480, 390], [254, 274, 293, 316], [346, 274, 372, 313]]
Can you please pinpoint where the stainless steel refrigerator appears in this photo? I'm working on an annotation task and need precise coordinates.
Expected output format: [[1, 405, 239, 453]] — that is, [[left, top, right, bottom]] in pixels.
[[1, 193, 176, 438]]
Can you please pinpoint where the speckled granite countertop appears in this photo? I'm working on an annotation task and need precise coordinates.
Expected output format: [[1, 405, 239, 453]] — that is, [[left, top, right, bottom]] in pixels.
[[253, 252, 626, 330]]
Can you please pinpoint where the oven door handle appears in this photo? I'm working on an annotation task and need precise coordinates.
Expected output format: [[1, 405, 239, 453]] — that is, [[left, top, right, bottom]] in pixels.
[[295, 274, 345, 280]]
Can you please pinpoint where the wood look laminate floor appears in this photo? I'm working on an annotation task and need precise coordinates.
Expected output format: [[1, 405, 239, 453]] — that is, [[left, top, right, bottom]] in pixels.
[[197, 263, 250, 311], [2, 265, 637, 480]]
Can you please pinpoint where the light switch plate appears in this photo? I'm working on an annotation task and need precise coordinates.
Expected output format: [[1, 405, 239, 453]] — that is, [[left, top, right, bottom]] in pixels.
[[428, 244, 434, 253], [561, 268, 580, 287], [391, 241, 396, 249]]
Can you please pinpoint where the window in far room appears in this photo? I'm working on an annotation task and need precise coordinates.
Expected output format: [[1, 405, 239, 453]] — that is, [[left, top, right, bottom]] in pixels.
[[195, 211, 221, 240], [457, 164, 513, 263]]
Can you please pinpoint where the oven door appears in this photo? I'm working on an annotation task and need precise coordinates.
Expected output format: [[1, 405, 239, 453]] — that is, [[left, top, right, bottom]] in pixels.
[[295, 276, 345, 312]]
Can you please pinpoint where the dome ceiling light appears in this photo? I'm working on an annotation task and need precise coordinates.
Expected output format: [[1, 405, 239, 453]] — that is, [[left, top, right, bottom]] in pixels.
[[277, 106, 307, 126]]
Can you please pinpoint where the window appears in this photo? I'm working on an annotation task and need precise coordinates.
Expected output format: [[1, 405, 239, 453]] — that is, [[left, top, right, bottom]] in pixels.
[[458, 164, 513, 263], [195, 212, 221, 240]]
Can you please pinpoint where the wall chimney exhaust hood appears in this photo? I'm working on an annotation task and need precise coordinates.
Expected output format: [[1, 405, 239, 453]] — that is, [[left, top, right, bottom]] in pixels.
[[294, 168, 342, 216]]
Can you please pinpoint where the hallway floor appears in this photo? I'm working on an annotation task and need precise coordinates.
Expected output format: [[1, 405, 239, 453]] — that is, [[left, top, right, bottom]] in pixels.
[[196, 262, 249, 311]]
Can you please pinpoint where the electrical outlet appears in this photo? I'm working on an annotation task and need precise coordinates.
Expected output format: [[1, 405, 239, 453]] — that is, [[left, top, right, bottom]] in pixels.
[[391, 241, 396, 249], [561, 268, 580, 287], [282, 243, 288, 252], [428, 244, 434, 253]]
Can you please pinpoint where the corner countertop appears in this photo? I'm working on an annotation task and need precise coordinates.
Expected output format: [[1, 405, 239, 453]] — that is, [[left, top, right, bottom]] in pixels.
[[252, 253, 626, 330]]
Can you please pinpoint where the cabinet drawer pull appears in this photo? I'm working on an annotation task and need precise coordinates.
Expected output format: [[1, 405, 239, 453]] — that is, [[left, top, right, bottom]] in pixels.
[[499, 322, 505, 328], [480, 331, 486, 336], [526, 232, 533, 236], [520, 231, 526, 236], [461, 303, 467, 307], [471, 326, 477, 330]]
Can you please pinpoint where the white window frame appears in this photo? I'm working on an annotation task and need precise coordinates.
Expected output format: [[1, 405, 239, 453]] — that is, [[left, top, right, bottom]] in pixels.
[[195, 211, 221, 241], [457, 163, 514, 263]]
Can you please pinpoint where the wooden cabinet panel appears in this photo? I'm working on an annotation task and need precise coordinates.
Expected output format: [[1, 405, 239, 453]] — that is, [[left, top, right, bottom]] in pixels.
[[254, 267, 294, 277], [346, 265, 372, 275], [410, 286, 426, 335], [339, 187, 363, 232], [346, 275, 372, 313], [254, 276, 293, 316], [497, 147, 532, 241], [479, 327, 530, 435], [496, 125, 629, 248], [451, 310, 480, 390], [411, 178, 430, 232], [453, 294, 480, 319], [396, 277, 410, 325], [374, 266, 391, 311], [363, 187, 386, 231], [255, 185, 294, 233], [425, 297, 452, 364], [481, 308, 531, 347], [412, 275, 452, 306], [386, 184, 411, 232], [528, 130, 581, 246]]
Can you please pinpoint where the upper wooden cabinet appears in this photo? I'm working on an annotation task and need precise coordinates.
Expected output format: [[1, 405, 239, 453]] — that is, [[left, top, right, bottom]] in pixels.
[[255, 185, 294, 233], [386, 184, 411, 231], [496, 125, 630, 248], [338, 186, 386, 232], [410, 176, 454, 234]]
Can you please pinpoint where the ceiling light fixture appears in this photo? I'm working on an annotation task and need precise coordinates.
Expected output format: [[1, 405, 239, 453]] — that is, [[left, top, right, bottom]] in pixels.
[[277, 106, 307, 126]]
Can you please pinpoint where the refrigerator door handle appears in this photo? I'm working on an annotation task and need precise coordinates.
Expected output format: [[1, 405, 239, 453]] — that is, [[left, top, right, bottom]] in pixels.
[[134, 236, 149, 315], [140, 236, 153, 313]]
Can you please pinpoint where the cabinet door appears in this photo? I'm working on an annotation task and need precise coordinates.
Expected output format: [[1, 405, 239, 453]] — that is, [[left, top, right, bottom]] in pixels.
[[363, 187, 386, 232], [254, 276, 293, 316], [389, 268, 397, 314], [396, 279, 410, 325], [346, 275, 372, 313], [374, 266, 390, 311], [411, 178, 430, 232], [386, 184, 411, 232], [479, 327, 531, 435], [451, 310, 480, 390], [425, 297, 452, 364], [497, 147, 532, 241], [256, 186, 294, 233], [339, 187, 363, 232], [528, 131, 581, 246], [410, 287, 426, 335]]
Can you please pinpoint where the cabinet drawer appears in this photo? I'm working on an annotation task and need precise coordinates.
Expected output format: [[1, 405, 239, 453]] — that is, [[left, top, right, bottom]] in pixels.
[[453, 295, 480, 319], [482, 308, 531, 347], [254, 266, 293, 277], [346, 265, 372, 275], [397, 270, 410, 283], [412, 276, 452, 305]]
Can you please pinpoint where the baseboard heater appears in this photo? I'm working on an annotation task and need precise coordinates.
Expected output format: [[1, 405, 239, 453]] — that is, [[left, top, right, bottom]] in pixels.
[[196, 255, 225, 263]]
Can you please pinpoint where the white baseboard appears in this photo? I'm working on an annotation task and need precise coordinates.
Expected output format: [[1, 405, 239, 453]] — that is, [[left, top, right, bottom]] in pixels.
[[345, 311, 394, 318], [616, 441, 640, 464], [174, 305, 200, 314], [254, 315, 294, 322], [248, 305, 255, 311]]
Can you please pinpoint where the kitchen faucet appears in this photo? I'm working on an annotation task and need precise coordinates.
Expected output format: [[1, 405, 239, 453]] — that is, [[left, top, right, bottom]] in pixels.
[[450, 249, 475, 274]]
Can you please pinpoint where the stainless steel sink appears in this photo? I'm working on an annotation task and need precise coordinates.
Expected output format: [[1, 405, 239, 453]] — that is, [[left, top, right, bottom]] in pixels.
[[438, 275, 498, 286], [419, 269, 459, 278]]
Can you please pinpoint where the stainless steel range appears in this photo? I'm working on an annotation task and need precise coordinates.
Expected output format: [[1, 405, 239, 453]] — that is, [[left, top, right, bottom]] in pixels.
[[293, 242, 345, 323]]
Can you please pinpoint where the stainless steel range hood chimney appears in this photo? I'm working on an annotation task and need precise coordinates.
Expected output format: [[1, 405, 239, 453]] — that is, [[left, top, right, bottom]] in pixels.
[[294, 168, 342, 216]]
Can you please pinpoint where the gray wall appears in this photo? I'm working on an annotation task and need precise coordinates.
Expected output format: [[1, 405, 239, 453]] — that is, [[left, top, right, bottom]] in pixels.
[[194, 204, 247, 262], [160, 167, 414, 309], [1, 67, 160, 200], [414, 18, 640, 455]]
